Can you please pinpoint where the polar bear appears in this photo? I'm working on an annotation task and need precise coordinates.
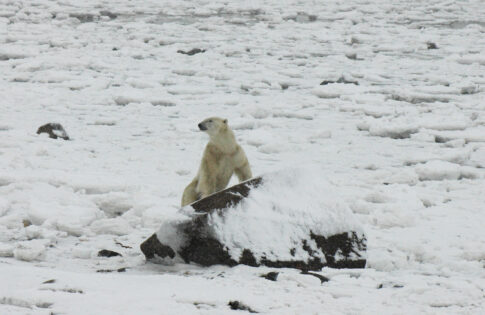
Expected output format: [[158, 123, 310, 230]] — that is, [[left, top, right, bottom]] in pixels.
[[181, 117, 252, 206]]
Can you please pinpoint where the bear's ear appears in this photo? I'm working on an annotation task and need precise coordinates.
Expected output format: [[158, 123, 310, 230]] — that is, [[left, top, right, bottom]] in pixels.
[[223, 119, 228, 124]]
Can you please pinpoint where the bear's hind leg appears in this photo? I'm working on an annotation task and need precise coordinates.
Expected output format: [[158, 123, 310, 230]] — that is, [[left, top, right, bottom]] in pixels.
[[181, 177, 199, 206]]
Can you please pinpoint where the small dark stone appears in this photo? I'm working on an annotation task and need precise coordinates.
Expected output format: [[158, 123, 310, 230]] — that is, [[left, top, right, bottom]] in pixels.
[[35, 302, 53, 309], [100, 10, 117, 19], [115, 241, 132, 249], [69, 13, 95, 23], [345, 52, 358, 60], [36, 123, 69, 140], [336, 76, 359, 85], [228, 301, 258, 313], [96, 268, 126, 273], [427, 42, 438, 49], [320, 76, 359, 86], [42, 279, 56, 284], [177, 48, 206, 56], [377, 283, 383, 289], [434, 135, 449, 143], [301, 270, 329, 283], [97, 249, 122, 258], [261, 272, 279, 281]]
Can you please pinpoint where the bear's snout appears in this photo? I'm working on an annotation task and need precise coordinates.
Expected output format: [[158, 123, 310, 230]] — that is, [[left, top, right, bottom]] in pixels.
[[198, 123, 207, 131]]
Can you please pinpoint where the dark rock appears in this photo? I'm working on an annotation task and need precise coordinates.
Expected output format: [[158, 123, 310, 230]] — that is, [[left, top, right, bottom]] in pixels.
[[140, 177, 367, 270], [427, 42, 438, 49], [239, 249, 258, 267], [284, 13, 317, 23], [115, 241, 132, 249], [177, 48, 206, 56], [179, 235, 236, 267], [228, 301, 258, 313], [301, 270, 329, 283], [434, 135, 451, 143], [320, 76, 359, 86], [96, 268, 126, 273], [42, 279, 56, 284], [35, 302, 53, 309], [261, 272, 279, 281], [191, 177, 262, 213], [97, 249, 122, 258], [100, 11, 117, 19], [69, 13, 96, 23], [140, 234, 175, 259], [310, 232, 367, 268], [36, 123, 69, 140], [345, 52, 358, 60], [460, 86, 478, 95]]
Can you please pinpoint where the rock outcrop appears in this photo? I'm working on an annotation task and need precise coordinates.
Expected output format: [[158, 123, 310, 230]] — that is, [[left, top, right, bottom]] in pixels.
[[36, 123, 69, 140], [141, 174, 367, 271]]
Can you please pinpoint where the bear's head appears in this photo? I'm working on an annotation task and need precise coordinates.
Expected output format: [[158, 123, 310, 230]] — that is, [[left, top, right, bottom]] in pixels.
[[198, 117, 228, 137]]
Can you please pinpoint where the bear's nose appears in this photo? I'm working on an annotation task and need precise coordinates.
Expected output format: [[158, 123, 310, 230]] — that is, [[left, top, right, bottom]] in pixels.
[[198, 123, 202, 129], [198, 123, 207, 131]]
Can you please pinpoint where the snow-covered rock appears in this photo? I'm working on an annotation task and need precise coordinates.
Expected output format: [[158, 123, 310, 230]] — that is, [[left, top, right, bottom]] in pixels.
[[141, 171, 367, 270], [36, 123, 70, 140]]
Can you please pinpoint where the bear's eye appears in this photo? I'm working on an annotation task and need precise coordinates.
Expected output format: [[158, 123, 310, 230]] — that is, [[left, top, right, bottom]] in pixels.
[[208, 119, 212, 123]]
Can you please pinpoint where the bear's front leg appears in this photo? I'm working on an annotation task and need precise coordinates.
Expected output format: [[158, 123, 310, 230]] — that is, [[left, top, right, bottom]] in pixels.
[[196, 162, 217, 199], [234, 155, 252, 182]]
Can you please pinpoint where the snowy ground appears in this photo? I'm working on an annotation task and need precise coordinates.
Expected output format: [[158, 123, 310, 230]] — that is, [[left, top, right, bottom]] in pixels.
[[1, 0, 485, 313]]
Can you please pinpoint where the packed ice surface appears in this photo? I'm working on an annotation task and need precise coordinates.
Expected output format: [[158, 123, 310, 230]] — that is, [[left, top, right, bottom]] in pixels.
[[1, 0, 485, 314]]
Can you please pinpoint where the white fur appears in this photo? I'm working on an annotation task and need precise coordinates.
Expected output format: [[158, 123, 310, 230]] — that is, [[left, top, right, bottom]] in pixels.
[[181, 117, 252, 206]]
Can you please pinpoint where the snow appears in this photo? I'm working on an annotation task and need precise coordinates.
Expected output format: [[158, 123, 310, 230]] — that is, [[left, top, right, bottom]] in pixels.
[[1, 0, 485, 314], [13, 240, 47, 262], [415, 160, 462, 181]]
